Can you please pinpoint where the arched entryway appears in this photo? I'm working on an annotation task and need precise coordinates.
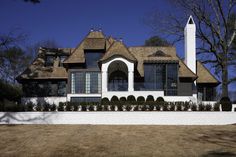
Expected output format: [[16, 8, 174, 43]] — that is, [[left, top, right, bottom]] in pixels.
[[101, 57, 134, 93], [108, 60, 128, 91]]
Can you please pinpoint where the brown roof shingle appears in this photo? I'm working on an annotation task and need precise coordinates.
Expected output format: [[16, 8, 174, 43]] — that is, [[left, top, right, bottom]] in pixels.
[[100, 41, 137, 62], [196, 61, 220, 84]]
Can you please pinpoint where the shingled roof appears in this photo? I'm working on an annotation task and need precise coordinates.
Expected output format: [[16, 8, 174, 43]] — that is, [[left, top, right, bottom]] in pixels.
[[100, 41, 137, 63], [196, 61, 220, 84], [17, 47, 71, 81], [17, 30, 219, 85], [129, 46, 197, 79], [64, 31, 106, 64]]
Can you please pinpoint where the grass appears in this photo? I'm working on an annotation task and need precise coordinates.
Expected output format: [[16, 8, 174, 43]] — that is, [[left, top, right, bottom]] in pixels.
[[0, 125, 236, 157]]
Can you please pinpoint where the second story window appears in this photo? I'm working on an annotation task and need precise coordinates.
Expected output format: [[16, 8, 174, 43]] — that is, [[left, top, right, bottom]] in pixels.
[[45, 55, 55, 67], [85, 50, 103, 68]]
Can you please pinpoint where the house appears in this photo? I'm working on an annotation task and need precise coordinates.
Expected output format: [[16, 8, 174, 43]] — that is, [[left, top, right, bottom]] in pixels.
[[16, 16, 220, 105]]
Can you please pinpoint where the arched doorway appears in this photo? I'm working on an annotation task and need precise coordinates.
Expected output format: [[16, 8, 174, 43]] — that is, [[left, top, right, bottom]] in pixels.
[[108, 60, 128, 91]]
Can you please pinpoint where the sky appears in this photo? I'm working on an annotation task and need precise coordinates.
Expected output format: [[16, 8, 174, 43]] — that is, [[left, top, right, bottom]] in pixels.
[[0, 0, 235, 93]]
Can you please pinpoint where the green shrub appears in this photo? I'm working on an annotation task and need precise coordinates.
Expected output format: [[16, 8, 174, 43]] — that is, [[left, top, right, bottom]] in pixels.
[[213, 103, 220, 111], [137, 96, 145, 105], [117, 104, 123, 111], [156, 97, 164, 102], [72, 102, 79, 111], [183, 102, 190, 111], [146, 95, 154, 102], [191, 104, 197, 111], [88, 104, 94, 111], [205, 104, 212, 111], [58, 102, 65, 111], [43, 103, 50, 111], [125, 104, 132, 111], [35, 102, 42, 111], [80, 102, 87, 111], [101, 97, 110, 105], [110, 104, 116, 111], [133, 105, 139, 111], [103, 104, 109, 111], [198, 104, 205, 111], [148, 101, 155, 111], [155, 103, 161, 111], [119, 97, 127, 102], [26, 102, 34, 111], [50, 103, 57, 111], [4, 100, 19, 112], [141, 105, 148, 111], [220, 97, 232, 111], [127, 95, 135, 102], [162, 102, 169, 111], [111, 96, 119, 102], [176, 102, 182, 111], [169, 102, 175, 111], [96, 104, 103, 111]]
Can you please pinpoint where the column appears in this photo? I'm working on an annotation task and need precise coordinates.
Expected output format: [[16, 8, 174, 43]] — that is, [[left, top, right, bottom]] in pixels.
[[128, 71, 134, 92], [102, 71, 107, 92]]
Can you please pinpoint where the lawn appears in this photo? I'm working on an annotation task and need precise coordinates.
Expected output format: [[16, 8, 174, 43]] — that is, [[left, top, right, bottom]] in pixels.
[[0, 125, 236, 157]]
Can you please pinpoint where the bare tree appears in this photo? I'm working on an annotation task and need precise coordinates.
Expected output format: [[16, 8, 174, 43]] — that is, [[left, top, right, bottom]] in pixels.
[[144, 0, 236, 98]]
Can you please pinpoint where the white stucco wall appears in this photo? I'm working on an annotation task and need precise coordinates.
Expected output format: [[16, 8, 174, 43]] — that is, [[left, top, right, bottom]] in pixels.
[[1, 112, 236, 125], [21, 97, 67, 105], [101, 57, 134, 92]]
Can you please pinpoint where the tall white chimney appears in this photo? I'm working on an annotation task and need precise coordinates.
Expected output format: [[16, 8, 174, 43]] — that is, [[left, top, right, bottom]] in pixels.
[[184, 15, 196, 74]]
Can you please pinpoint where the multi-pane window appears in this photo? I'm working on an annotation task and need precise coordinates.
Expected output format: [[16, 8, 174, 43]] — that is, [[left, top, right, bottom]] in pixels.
[[144, 64, 166, 90], [71, 72, 101, 94], [166, 64, 178, 95], [197, 86, 216, 101], [143, 63, 178, 95], [108, 70, 128, 91]]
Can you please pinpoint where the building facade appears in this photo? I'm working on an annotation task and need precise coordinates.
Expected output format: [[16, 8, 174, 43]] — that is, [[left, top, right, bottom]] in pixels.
[[17, 16, 220, 105]]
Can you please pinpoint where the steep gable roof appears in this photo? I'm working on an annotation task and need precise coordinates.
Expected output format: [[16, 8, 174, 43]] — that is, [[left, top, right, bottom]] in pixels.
[[100, 41, 137, 62], [196, 61, 220, 84], [129, 46, 197, 79], [64, 31, 106, 64]]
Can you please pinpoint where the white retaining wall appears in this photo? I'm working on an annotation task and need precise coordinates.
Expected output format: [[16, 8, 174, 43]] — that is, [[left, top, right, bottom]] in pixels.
[[0, 112, 236, 125], [21, 97, 67, 105]]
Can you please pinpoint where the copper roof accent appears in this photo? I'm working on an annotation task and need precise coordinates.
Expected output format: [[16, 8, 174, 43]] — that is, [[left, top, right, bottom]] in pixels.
[[100, 41, 137, 62], [196, 61, 220, 84]]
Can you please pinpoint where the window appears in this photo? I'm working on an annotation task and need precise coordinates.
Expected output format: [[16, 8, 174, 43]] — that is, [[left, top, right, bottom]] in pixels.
[[45, 55, 55, 67], [58, 81, 66, 96], [71, 72, 101, 94], [197, 86, 216, 101], [144, 64, 166, 90], [166, 64, 178, 95], [143, 63, 178, 95], [85, 51, 103, 68], [108, 70, 128, 91]]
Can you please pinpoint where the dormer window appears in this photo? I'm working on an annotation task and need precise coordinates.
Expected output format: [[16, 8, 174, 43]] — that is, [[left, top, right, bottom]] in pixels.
[[45, 55, 55, 67]]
